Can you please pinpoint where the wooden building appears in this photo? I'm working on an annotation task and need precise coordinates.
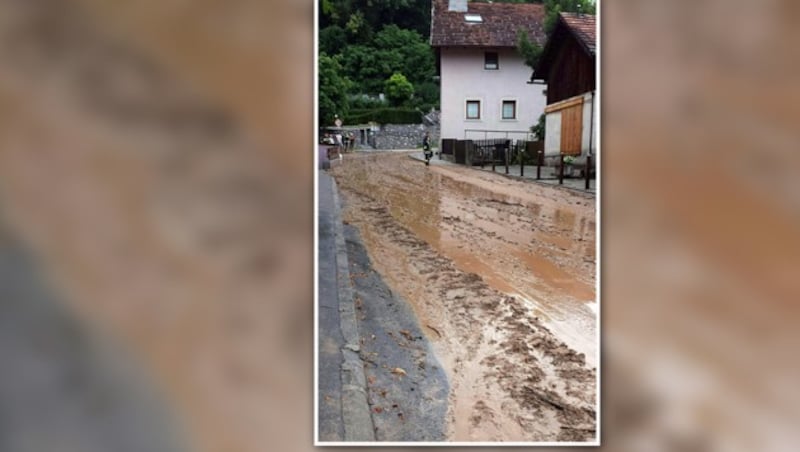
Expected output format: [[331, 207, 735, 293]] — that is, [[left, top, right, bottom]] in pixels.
[[531, 12, 597, 158]]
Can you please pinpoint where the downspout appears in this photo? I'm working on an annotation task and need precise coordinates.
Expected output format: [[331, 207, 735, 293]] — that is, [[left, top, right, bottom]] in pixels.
[[586, 90, 596, 189], [588, 90, 595, 157]]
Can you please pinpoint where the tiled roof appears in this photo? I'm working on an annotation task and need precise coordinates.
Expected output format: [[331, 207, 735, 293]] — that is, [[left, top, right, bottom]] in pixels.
[[560, 12, 596, 55], [430, 0, 546, 48]]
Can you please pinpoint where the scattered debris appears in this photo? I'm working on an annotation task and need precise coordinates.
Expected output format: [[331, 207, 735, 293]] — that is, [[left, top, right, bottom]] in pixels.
[[425, 324, 442, 338]]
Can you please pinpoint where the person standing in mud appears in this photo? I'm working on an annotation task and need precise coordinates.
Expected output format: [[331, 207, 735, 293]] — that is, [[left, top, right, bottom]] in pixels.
[[423, 131, 432, 166]]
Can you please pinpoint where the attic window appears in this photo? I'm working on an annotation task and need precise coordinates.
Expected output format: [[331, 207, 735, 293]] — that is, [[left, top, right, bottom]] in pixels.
[[484, 52, 499, 70], [465, 14, 482, 23]]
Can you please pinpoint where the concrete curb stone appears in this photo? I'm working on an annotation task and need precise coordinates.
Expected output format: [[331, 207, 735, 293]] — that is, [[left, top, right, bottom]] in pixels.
[[330, 177, 376, 442]]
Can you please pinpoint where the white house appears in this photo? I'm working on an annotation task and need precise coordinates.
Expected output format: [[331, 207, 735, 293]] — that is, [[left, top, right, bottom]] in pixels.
[[430, 0, 548, 143]]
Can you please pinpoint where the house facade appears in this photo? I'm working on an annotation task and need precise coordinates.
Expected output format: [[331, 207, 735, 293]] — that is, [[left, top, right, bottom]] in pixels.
[[531, 12, 597, 160], [431, 0, 548, 143]]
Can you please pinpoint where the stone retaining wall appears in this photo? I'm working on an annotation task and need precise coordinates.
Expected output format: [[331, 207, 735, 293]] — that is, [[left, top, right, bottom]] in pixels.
[[373, 123, 440, 150]]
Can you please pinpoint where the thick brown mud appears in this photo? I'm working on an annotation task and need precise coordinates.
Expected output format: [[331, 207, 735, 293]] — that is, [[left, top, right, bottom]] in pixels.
[[330, 152, 597, 442]]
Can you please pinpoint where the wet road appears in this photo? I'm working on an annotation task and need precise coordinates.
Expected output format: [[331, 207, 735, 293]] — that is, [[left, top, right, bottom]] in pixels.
[[331, 152, 598, 442], [344, 223, 449, 441]]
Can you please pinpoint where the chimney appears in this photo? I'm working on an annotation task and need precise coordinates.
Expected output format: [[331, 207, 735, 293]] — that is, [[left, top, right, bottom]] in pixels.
[[449, 0, 468, 12]]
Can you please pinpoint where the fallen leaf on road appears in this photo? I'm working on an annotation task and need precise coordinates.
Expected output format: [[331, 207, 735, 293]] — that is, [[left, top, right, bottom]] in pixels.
[[399, 330, 413, 340], [374, 407, 383, 413], [368, 376, 376, 385], [391, 367, 406, 376]]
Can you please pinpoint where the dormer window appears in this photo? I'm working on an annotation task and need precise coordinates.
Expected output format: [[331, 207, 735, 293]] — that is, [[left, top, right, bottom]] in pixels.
[[465, 14, 483, 23], [484, 52, 499, 70]]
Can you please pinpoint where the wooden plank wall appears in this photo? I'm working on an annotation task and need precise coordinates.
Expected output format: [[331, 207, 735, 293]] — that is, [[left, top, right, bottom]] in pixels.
[[546, 29, 596, 105], [559, 100, 583, 155]]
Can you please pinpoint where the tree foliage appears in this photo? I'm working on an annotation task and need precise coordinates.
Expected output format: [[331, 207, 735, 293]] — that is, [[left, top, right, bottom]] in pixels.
[[334, 24, 435, 102], [516, 28, 543, 69], [318, 0, 438, 116], [515, 0, 596, 70], [319, 0, 431, 39], [531, 113, 546, 140], [542, 0, 596, 33], [319, 25, 347, 56], [318, 52, 351, 126], [384, 72, 414, 106]]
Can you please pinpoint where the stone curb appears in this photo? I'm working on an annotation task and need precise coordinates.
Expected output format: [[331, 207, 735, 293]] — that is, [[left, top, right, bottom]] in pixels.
[[330, 178, 376, 442]]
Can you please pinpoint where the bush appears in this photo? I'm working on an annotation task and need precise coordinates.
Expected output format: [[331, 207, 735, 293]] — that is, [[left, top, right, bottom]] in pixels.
[[414, 81, 440, 106], [346, 107, 421, 124], [349, 95, 387, 110], [531, 113, 546, 140], [384, 72, 414, 106]]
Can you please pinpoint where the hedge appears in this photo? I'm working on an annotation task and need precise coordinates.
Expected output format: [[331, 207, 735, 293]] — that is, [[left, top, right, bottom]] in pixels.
[[346, 107, 422, 125]]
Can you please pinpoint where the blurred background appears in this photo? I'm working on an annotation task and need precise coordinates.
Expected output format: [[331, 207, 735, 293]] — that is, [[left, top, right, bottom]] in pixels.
[[0, 0, 798, 451]]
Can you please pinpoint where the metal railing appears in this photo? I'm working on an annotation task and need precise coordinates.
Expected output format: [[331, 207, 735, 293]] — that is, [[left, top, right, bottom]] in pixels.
[[463, 129, 535, 141]]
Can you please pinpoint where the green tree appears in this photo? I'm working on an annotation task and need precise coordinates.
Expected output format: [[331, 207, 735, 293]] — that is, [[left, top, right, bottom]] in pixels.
[[414, 81, 440, 107], [516, 28, 543, 69], [543, 0, 596, 33], [374, 25, 435, 87], [339, 45, 383, 93], [345, 10, 374, 44], [337, 25, 436, 97], [319, 25, 348, 56], [319, 0, 433, 46], [531, 113, 546, 140], [384, 72, 414, 106], [515, 0, 595, 70], [318, 1, 439, 105], [318, 53, 351, 126]]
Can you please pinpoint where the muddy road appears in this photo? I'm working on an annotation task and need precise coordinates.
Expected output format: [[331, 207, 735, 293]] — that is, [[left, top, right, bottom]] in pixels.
[[330, 152, 597, 442]]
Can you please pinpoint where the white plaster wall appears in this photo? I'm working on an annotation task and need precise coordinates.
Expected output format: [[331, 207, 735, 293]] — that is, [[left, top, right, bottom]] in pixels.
[[440, 48, 546, 142], [545, 110, 561, 156], [581, 92, 598, 156]]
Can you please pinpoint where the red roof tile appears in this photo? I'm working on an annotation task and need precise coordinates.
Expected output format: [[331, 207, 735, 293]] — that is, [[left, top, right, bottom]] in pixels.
[[430, 0, 546, 48], [560, 12, 596, 55]]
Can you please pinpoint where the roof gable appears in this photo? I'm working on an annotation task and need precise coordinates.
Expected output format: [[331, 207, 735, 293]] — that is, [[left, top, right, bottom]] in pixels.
[[533, 12, 596, 80], [560, 12, 596, 55], [430, 0, 546, 48]]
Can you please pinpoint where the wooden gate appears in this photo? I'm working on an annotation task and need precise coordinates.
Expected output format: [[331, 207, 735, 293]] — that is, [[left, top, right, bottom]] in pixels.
[[546, 95, 584, 156]]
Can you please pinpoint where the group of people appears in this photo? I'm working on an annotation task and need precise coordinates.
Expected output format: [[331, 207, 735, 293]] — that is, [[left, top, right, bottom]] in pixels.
[[322, 121, 436, 165], [321, 131, 356, 151]]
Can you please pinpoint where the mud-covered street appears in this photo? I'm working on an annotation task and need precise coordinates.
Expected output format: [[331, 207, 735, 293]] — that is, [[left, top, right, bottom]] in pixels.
[[330, 152, 597, 442]]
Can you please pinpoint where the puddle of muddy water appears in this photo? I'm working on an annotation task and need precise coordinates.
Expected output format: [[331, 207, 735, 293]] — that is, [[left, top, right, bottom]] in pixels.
[[337, 155, 597, 359]]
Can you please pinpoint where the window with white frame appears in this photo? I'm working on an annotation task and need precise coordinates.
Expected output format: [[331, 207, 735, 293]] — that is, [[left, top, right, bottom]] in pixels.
[[502, 100, 517, 119], [466, 100, 481, 119]]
